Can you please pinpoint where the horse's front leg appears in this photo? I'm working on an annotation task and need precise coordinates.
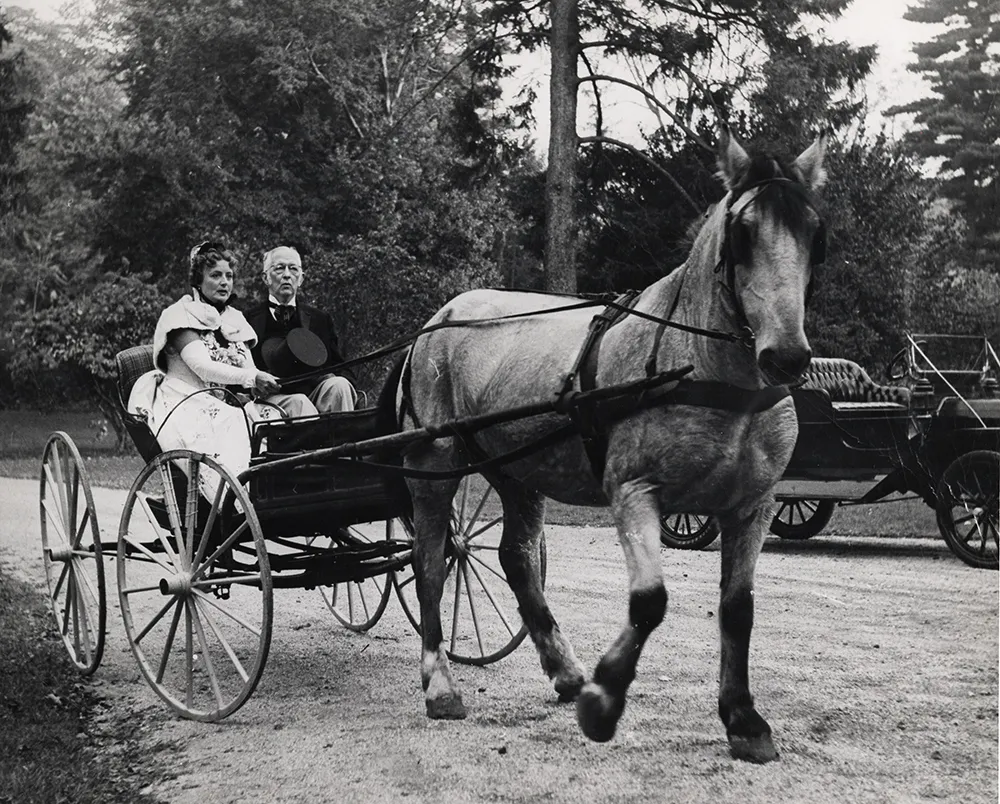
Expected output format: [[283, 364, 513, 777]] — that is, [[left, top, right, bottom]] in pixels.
[[717, 502, 778, 763], [408, 472, 467, 720], [577, 480, 667, 742]]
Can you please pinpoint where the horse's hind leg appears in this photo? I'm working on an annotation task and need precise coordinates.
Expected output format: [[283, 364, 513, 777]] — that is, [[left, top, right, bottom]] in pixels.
[[488, 472, 586, 702], [577, 481, 667, 742], [407, 466, 466, 720], [717, 504, 778, 763]]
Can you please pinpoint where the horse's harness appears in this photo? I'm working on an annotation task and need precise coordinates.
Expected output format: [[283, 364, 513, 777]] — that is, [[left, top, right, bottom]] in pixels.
[[356, 177, 827, 483], [555, 177, 828, 479], [715, 176, 827, 332]]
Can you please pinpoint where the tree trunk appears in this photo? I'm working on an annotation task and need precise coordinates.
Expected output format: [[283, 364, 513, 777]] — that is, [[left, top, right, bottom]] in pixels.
[[545, 0, 579, 294]]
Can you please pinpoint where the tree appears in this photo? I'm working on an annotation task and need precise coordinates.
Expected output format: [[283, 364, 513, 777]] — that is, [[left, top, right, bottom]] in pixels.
[[889, 0, 1000, 271], [89, 0, 528, 389], [0, 9, 32, 219], [485, 0, 875, 292]]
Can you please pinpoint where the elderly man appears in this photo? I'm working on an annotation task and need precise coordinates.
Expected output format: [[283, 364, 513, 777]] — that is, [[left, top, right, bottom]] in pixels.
[[243, 245, 356, 415]]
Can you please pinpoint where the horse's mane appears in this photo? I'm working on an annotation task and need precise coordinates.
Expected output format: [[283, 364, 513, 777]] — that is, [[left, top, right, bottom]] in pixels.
[[727, 153, 816, 241]]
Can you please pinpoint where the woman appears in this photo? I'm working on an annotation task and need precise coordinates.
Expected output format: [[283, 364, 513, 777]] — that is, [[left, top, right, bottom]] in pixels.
[[129, 241, 318, 499]]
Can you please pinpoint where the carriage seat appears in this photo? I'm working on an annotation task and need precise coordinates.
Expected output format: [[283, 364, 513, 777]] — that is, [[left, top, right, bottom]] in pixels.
[[114, 345, 163, 463], [801, 357, 911, 408]]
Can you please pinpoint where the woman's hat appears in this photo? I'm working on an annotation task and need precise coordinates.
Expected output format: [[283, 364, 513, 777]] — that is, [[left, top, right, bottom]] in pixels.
[[261, 327, 329, 378]]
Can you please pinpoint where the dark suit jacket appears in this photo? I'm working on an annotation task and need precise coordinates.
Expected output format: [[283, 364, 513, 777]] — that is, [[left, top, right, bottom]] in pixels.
[[242, 299, 355, 394]]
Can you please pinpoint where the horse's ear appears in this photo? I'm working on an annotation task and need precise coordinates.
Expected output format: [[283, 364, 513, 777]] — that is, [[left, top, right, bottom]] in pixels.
[[716, 124, 750, 190], [793, 129, 831, 191]]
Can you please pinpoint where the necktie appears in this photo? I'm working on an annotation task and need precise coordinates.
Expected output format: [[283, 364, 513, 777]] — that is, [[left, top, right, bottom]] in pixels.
[[272, 303, 295, 328]]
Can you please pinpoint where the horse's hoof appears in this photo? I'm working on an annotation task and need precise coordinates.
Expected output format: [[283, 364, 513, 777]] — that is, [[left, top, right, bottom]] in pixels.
[[576, 682, 623, 742], [426, 694, 467, 720], [728, 733, 779, 764], [555, 672, 585, 703]]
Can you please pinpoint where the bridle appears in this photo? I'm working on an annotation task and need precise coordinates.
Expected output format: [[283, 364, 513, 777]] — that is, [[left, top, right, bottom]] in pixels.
[[715, 177, 827, 333]]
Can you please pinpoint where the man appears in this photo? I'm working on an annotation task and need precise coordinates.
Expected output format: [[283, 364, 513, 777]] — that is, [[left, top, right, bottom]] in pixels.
[[243, 245, 356, 414]]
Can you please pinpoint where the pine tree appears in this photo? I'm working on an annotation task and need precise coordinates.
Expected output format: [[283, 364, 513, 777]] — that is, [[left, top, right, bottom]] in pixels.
[[889, 0, 999, 270]]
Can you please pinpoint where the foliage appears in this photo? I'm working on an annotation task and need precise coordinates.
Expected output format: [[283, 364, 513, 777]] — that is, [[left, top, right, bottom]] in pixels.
[[6, 274, 169, 446], [889, 0, 1000, 272], [0, 9, 32, 218], [2, 0, 527, 411]]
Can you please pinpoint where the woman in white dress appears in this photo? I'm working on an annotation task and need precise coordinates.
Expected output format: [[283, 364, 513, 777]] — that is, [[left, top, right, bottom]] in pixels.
[[129, 241, 316, 499]]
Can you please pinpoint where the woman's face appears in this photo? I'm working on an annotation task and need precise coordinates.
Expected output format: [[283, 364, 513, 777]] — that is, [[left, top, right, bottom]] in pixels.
[[200, 260, 234, 305]]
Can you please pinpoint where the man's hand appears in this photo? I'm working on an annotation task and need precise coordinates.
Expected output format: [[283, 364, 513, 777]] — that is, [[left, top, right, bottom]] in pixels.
[[254, 371, 282, 396]]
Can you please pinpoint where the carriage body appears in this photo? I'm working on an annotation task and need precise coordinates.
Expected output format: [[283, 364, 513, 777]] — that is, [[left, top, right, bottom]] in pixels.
[[768, 335, 999, 568], [36, 344, 535, 721]]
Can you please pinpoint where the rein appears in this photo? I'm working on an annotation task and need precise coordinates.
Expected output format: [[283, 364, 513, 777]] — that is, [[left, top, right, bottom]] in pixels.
[[279, 289, 753, 389]]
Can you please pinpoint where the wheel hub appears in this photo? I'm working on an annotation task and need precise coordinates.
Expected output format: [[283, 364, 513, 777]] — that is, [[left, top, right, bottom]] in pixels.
[[159, 573, 193, 596]]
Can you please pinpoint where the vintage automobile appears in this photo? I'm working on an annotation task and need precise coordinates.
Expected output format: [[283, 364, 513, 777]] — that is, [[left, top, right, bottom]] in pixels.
[[660, 334, 1000, 570]]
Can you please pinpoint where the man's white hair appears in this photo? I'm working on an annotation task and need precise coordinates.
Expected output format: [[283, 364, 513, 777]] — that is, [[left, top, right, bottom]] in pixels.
[[262, 245, 302, 274]]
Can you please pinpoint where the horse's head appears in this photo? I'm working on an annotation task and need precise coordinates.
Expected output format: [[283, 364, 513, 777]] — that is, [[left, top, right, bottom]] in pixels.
[[716, 128, 829, 385]]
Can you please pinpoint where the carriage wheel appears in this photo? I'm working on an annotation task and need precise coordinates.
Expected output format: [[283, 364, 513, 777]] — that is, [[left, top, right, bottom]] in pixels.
[[935, 450, 999, 571], [659, 513, 720, 550], [770, 499, 835, 539], [393, 474, 546, 666], [312, 521, 395, 632], [117, 451, 273, 721], [39, 432, 106, 675]]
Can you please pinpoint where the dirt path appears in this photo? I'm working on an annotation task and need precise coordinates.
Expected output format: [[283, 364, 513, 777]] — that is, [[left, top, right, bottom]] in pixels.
[[1, 476, 996, 803]]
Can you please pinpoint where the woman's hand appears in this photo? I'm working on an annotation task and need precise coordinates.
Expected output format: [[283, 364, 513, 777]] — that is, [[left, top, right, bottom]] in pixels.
[[254, 371, 282, 396]]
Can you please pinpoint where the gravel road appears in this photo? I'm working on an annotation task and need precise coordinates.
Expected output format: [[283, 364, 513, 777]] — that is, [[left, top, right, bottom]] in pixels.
[[1, 476, 997, 804]]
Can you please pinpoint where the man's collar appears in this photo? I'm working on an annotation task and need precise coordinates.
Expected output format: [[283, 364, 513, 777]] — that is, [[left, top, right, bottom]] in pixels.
[[268, 294, 297, 307]]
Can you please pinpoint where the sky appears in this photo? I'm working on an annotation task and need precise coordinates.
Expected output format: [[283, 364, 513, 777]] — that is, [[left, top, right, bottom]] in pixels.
[[8, 0, 940, 144]]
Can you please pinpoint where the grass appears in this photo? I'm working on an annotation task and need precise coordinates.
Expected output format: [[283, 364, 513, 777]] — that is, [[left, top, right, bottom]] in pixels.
[[0, 572, 156, 804]]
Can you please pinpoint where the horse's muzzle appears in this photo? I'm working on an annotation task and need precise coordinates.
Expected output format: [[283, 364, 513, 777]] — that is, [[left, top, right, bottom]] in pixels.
[[757, 345, 811, 385]]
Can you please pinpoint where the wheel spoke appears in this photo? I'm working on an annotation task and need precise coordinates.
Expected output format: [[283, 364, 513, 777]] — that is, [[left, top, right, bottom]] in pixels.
[[466, 516, 504, 542], [134, 596, 180, 644], [185, 604, 195, 709], [42, 493, 71, 544], [449, 559, 464, 653], [121, 528, 182, 576], [193, 482, 227, 569], [155, 602, 184, 683], [137, 495, 184, 573], [460, 489, 492, 542], [193, 519, 251, 581], [183, 457, 200, 570], [73, 508, 92, 551], [191, 589, 263, 637], [61, 571, 75, 638], [466, 549, 508, 585], [68, 460, 80, 548], [460, 561, 486, 657], [464, 553, 517, 638], [189, 599, 225, 709], [158, 462, 188, 562], [50, 441, 70, 534], [72, 570, 95, 665], [51, 560, 70, 603], [193, 596, 250, 684]]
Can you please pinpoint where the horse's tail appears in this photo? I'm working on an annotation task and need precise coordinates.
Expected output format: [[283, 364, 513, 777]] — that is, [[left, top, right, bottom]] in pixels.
[[375, 350, 408, 437]]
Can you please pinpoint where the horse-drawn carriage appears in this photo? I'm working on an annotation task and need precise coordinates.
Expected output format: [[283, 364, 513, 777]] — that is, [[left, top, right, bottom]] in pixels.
[[38, 343, 554, 720], [37, 131, 888, 762], [660, 333, 1000, 570]]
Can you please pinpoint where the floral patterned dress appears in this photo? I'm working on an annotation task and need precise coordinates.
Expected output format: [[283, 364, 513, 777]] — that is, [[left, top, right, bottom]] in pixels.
[[129, 298, 280, 501]]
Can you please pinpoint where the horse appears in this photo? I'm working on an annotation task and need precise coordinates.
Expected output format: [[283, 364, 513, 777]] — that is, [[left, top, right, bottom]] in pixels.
[[389, 127, 829, 763]]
